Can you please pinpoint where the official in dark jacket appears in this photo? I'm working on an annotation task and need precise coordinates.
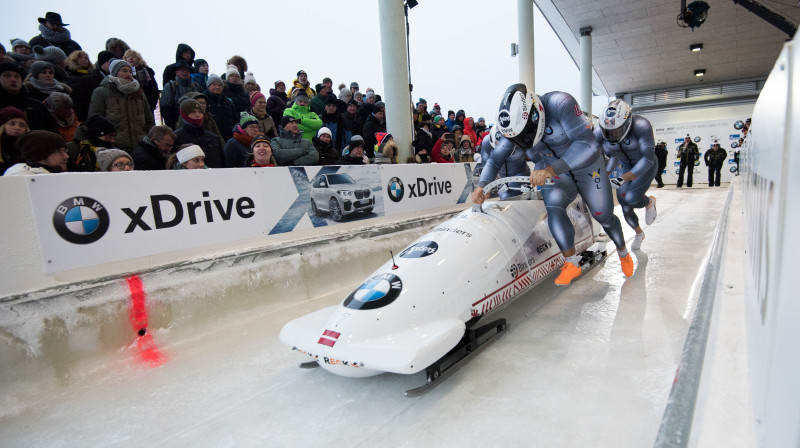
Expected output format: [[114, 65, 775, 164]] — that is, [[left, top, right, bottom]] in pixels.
[[676, 135, 699, 188], [704, 141, 728, 187]]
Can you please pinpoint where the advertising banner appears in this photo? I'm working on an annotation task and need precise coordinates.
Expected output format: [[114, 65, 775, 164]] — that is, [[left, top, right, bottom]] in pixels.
[[381, 163, 475, 214]]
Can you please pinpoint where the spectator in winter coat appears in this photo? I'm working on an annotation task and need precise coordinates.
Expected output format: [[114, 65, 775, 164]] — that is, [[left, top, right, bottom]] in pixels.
[[456, 135, 475, 163], [245, 133, 277, 167], [0, 62, 57, 132], [173, 99, 224, 168], [432, 136, 455, 163], [131, 125, 175, 170], [162, 43, 195, 87], [309, 83, 331, 115], [64, 50, 92, 93], [474, 117, 487, 138], [204, 74, 238, 142], [3, 129, 68, 176], [166, 144, 207, 170], [223, 113, 260, 168], [361, 101, 386, 159], [68, 50, 114, 122], [413, 114, 435, 155], [87, 59, 154, 151], [319, 98, 345, 150], [223, 65, 250, 114], [282, 94, 323, 141], [337, 87, 352, 114], [463, 117, 478, 147], [105, 38, 130, 59], [340, 99, 363, 145], [24, 61, 71, 102], [191, 59, 209, 91], [44, 92, 78, 143], [246, 91, 277, 139], [243, 72, 260, 94], [338, 135, 368, 165], [312, 127, 340, 166], [160, 60, 202, 129], [226, 55, 248, 80], [373, 133, 397, 164], [66, 114, 116, 172], [175, 92, 223, 143], [0, 106, 28, 175], [29, 12, 82, 59], [291, 70, 315, 99], [431, 115, 448, 141], [96, 148, 133, 172], [444, 110, 456, 131], [123, 50, 159, 115], [266, 80, 289, 127], [455, 110, 466, 129], [357, 91, 377, 121], [10, 39, 32, 56], [271, 116, 318, 166]]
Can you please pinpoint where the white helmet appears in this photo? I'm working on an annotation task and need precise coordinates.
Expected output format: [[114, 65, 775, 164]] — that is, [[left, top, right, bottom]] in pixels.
[[496, 83, 544, 148], [599, 99, 633, 143], [487, 125, 501, 148]]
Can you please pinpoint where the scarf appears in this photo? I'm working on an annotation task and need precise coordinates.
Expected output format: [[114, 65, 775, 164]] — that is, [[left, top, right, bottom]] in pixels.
[[233, 128, 254, 147], [107, 76, 141, 95], [38, 23, 72, 44], [180, 110, 203, 127], [135, 66, 152, 86], [54, 110, 76, 128], [29, 77, 65, 95]]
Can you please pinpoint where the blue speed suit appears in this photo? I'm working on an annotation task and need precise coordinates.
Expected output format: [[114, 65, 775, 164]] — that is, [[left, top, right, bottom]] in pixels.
[[478, 133, 532, 199], [532, 92, 626, 252], [594, 115, 656, 230]]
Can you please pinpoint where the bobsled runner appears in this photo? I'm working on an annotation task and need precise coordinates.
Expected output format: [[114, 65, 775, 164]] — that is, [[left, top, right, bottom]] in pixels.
[[279, 177, 607, 395]]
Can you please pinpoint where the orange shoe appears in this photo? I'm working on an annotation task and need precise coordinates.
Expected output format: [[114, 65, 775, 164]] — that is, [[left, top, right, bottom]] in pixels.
[[555, 262, 582, 286], [620, 253, 634, 277]]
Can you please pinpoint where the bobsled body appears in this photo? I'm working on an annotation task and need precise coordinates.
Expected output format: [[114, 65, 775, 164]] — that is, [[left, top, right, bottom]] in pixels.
[[279, 195, 596, 378]]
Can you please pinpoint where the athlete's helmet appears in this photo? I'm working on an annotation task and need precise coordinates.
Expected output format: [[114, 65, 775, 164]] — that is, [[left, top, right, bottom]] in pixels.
[[496, 83, 544, 149], [488, 125, 502, 148], [599, 99, 633, 143]]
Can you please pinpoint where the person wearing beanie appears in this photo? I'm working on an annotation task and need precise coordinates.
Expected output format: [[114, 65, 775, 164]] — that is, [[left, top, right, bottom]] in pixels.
[[340, 98, 364, 147], [318, 97, 345, 150], [246, 90, 277, 140], [23, 60, 71, 102], [173, 99, 224, 168], [130, 125, 176, 171], [337, 87, 353, 114], [4, 129, 68, 175], [432, 136, 455, 163], [243, 72, 259, 94], [309, 83, 332, 115], [174, 92, 223, 142], [0, 62, 58, 133], [166, 144, 206, 170], [160, 59, 202, 129], [191, 59, 209, 91], [223, 65, 250, 114], [96, 148, 133, 172], [357, 90, 378, 121], [282, 91, 323, 141], [474, 116, 487, 138], [312, 126, 339, 166], [223, 112, 261, 168], [29, 12, 82, 60], [266, 80, 289, 127], [203, 73, 238, 142], [10, 39, 32, 56], [87, 58, 153, 152], [431, 114, 447, 141], [271, 115, 318, 166], [245, 133, 277, 167], [0, 106, 28, 175], [361, 101, 386, 159], [161, 43, 195, 87], [337, 135, 368, 165], [291, 70, 316, 99], [66, 113, 116, 172], [445, 110, 456, 131], [32, 45, 67, 81]]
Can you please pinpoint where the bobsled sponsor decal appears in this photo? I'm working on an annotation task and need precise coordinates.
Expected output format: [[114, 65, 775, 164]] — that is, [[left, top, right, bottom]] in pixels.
[[536, 240, 552, 254], [432, 226, 472, 238], [399, 241, 439, 258], [318, 329, 341, 347], [293, 347, 365, 368], [343, 273, 403, 310]]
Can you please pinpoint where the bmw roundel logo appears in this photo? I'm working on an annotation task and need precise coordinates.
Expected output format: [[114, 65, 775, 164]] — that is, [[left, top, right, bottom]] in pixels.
[[734, 120, 744, 130], [730, 166, 738, 173], [545, 126, 553, 135], [387, 176, 404, 203], [694, 136, 701, 143], [498, 110, 511, 128], [343, 273, 403, 310], [52, 197, 110, 244]]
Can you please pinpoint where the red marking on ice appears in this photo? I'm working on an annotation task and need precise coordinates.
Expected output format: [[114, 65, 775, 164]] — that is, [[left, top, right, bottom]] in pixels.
[[126, 275, 166, 367]]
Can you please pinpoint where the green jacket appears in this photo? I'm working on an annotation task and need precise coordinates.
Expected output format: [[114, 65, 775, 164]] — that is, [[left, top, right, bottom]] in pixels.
[[87, 78, 155, 151], [309, 92, 328, 115], [283, 103, 323, 141], [270, 129, 319, 166]]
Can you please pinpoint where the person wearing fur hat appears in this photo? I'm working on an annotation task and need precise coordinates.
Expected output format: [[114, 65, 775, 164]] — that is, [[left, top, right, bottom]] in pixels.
[[266, 80, 289, 129], [271, 115, 318, 166], [175, 92, 224, 143], [44, 92, 78, 143], [0, 62, 57, 132], [160, 60, 202, 129], [282, 93, 323, 141], [245, 134, 277, 167], [166, 144, 207, 170], [191, 59, 209, 91], [246, 91, 277, 140], [96, 147, 133, 172], [173, 99, 224, 168], [337, 135, 368, 165], [456, 135, 475, 163], [24, 61, 72, 102], [123, 50, 159, 115], [4, 129, 68, 175], [0, 106, 28, 174], [10, 39, 32, 56], [131, 125, 175, 171], [64, 50, 92, 88], [161, 43, 195, 87], [66, 113, 116, 172], [226, 56, 248, 80], [223, 65, 250, 114], [291, 70, 316, 99], [29, 12, 82, 60], [224, 112, 261, 168], [373, 133, 398, 164], [203, 74, 238, 142], [312, 127, 340, 166], [105, 38, 130, 60], [88, 59, 154, 151]]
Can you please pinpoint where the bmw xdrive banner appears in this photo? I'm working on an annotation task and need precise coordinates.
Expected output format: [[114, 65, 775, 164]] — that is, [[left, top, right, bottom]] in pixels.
[[382, 163, 474, 214]]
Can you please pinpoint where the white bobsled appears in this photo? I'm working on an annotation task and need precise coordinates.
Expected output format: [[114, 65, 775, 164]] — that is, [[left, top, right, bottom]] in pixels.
[[279, 178, 605, 393]]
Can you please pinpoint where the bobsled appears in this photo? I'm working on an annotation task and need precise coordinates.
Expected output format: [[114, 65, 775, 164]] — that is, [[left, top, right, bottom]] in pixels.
[[279, 177, 607, 395]]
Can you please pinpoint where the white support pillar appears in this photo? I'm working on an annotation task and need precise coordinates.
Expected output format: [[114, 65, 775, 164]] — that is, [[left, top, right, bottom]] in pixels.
[[517, 0, 535, 92], [378, 0, 414, 163], [580, 27, 593, 114]]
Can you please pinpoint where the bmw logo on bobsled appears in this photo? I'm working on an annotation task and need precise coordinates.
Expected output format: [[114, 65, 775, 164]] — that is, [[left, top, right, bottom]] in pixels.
[[279, 177, 606, 395]]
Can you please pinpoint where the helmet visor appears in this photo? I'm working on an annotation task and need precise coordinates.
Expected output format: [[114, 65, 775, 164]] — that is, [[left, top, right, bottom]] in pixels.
[[601, 126, 628, 143]]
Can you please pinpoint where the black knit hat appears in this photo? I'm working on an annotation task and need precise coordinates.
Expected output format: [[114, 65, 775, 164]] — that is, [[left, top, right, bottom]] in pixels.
[[281, 115, 297, 127], [96, 50, 115, 68], [84, 114, 116, 139], [193, 59, 208, 71], [0, 61, 23, 76], [17, 130, 66, 162]]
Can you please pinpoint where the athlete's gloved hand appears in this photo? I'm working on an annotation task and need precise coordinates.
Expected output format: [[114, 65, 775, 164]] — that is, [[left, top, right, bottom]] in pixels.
[[610, 177, 626, 189]]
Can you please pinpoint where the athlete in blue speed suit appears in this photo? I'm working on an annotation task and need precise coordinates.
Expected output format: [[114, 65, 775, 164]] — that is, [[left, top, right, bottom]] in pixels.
[[595, 99, 658, 250], [476, 129, 532, 199], [472, 84, 633, 286]]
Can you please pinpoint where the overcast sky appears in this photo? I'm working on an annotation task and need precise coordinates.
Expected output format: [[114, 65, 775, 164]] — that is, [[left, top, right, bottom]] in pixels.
[[2, 0, 609, 123]]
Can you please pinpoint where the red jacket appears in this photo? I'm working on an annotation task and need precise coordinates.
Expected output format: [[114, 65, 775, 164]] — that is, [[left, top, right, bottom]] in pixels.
[[463, 117, 478, 147]]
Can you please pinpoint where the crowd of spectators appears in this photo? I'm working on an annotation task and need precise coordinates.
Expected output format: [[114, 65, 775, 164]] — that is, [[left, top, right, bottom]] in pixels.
[[1, 11, 488, 176]]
